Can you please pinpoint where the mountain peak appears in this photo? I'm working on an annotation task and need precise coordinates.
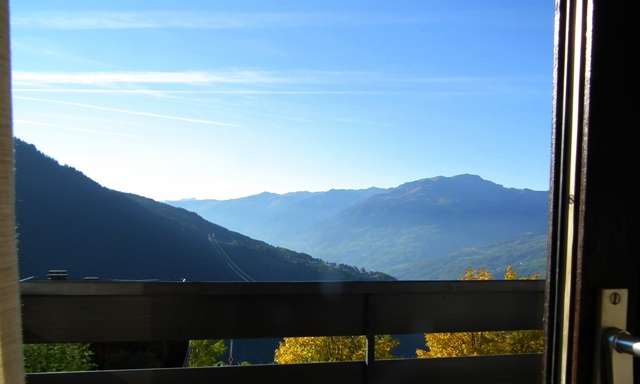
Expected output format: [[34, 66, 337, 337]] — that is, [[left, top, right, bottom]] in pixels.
[[390, 174, 500, 199], [409, 174, 490, 186]]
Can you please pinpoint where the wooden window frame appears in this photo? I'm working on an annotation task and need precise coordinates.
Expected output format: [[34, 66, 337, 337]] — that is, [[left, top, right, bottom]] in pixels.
[[544, 0, 631, 383]]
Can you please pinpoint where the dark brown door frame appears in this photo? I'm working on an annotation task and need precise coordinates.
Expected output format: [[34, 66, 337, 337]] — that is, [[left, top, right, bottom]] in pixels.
[[544, 0, 631, 383]]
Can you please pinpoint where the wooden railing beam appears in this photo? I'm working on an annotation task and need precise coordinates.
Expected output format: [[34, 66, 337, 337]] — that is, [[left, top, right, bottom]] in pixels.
[[21, 280, 544, 343]]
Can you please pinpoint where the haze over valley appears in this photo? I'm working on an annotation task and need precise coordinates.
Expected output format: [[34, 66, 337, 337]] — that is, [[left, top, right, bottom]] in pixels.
[[169, 175, 548, 280]]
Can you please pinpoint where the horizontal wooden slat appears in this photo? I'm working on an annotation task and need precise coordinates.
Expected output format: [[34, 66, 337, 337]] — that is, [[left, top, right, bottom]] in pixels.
[[25, 361, 363, 384], [20, 280, 544, 296], [25, 355, 541, 384], [21, 280, 544, 343], [370, 354, 542, 384], [370, 290, 544, 334]]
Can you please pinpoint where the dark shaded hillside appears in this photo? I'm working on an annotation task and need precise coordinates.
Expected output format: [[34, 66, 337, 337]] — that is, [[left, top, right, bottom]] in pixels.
[[169, 175, 548, 279], [15, 139, 390, 282]]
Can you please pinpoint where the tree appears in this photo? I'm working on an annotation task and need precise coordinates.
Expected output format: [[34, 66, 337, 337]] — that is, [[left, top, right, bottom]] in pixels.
[[274, 335, 398, 364], [23, 343, 95, 373], [187, 339, 226, 367], [416, 266, 543, 358]]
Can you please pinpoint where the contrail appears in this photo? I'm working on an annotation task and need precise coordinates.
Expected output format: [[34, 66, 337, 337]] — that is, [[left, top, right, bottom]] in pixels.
[[14, 95, 238, 127]]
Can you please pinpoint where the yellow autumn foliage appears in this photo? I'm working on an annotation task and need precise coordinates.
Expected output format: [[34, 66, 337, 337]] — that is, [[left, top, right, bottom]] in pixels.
[[416, 266, 544, 358], [274, 335, 398, 364]]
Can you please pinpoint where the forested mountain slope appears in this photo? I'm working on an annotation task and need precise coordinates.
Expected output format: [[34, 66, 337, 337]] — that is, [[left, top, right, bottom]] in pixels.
[[15, 139, 389, 282]]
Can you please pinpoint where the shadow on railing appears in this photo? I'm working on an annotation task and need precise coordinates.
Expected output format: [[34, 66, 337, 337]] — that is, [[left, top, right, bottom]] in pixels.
[[21, 280, 545, 384]]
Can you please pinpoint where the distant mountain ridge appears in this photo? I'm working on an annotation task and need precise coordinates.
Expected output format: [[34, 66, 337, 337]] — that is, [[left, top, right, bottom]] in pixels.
[[169, 175, 548, 279], [15, 139, 390, 282], [169, 187, 385, 245]]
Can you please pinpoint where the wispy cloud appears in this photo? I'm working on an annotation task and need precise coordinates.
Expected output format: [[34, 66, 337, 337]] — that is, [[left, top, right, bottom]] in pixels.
[[12, 70, 546, 104], [14, 96, 238, 127], [13, 70, 287, 86], [12, 88, 390, 96], [12, 70, 513, 92], [11, 11, 430, 30], [17, 111, 152, 129], [14, 119, 140, 138]]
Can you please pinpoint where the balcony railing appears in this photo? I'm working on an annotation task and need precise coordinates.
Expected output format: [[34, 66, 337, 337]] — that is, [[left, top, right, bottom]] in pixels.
[[21, 280, 545, 384]]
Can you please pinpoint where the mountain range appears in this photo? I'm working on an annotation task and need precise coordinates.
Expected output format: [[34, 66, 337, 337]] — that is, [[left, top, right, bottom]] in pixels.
[[169, 175, 549, 279], [15, 139, 390, 282], [15, 136, 548, 282]]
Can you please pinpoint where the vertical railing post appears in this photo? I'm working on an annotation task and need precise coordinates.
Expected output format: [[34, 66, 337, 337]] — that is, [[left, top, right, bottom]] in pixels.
[[363, 294, 374, 384], [228, 339, 234, 366], [365, 333, 375, 365]]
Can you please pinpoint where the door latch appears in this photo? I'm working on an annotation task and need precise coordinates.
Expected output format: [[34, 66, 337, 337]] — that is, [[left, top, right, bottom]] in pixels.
[[597, 289, 636, 384]]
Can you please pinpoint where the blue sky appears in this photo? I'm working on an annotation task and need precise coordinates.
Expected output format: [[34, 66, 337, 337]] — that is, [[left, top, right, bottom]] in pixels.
[[10, 0, 554, 200]]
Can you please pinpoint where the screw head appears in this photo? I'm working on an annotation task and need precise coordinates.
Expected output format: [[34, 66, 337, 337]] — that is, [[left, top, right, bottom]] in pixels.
[[609, 292, 622, 305]]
